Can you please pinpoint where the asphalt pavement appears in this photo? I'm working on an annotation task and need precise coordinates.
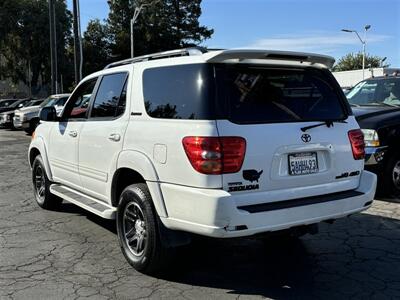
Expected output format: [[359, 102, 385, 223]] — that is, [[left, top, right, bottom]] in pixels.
[[1, 129, 400, 299]]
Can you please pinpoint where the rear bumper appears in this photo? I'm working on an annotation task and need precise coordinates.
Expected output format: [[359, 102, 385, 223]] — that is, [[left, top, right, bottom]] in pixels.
[[159, 170, 377, 238]]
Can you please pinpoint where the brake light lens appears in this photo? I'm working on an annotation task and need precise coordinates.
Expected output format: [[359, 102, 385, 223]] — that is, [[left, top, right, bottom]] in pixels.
[[182, 136, 246, 174], [348, 129, 365, 160]]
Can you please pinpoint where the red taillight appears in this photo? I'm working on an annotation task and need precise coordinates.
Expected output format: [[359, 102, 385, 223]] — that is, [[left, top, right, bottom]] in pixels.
[[348, 129, 365, 160], [182, 136, 246, 174]]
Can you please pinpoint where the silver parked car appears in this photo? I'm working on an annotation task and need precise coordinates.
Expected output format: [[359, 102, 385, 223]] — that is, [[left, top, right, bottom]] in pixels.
[[13, 94, 70, 134]]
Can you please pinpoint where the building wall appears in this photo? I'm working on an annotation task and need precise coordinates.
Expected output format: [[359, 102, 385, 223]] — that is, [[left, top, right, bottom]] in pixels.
[[333, 68, 400, 88]]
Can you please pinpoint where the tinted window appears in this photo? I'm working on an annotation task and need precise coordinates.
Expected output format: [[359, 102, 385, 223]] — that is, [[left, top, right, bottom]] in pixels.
[[0, 100, 16, 107], [56, 96, 69, 106], [31, 100, 44, 106], [90, 73, 127, 119], [63, 78, 97, 119], [216, 66, 347, 124], [143, 64, 215, 119], [9, 99, 27, 108], [42, 96, 66, 108]]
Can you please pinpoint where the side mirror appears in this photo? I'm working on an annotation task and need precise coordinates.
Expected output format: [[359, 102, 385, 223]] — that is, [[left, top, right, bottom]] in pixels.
[[18, 103, 24, 108], [39, 106, 57, 122]]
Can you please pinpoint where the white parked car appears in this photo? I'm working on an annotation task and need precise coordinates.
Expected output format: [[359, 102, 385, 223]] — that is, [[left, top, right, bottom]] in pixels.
[[29, 48, 377, 274], [14, 94, 70, 134]]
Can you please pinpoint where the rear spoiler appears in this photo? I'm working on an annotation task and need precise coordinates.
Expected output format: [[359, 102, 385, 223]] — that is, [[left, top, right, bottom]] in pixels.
[[207, 50, 335, 69]]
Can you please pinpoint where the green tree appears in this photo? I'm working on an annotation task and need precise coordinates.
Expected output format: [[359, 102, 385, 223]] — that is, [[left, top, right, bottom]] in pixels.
[[107, 0, 213, 59], [333, 52, 389, 71], [83, 19, 113, 75], [0, 0, 73, 95]]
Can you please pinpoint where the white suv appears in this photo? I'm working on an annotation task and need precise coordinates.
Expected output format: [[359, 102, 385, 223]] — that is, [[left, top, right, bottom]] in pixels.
[[29, 48, 377, 274]]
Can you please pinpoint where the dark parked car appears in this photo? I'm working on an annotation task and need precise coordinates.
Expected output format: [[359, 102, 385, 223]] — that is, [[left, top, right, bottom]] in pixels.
[[0, 99, 19, 112], [0, 99, 43, 129], [347, 74, 400, 196]]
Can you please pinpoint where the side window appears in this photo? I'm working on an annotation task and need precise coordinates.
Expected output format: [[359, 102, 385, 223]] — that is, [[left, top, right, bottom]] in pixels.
[[63, 78, 98, 119], [90, 73, 128, 119], [143, 64, 215, 119], [56, 96, 69, 106]]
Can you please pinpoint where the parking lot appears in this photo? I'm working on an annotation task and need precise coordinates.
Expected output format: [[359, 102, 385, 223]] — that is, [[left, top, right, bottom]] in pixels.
[[0, 129, 399, 299]]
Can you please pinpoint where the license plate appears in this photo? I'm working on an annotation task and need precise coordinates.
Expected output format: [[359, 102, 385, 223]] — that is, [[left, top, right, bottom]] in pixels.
[[288, 152, 318, 175]]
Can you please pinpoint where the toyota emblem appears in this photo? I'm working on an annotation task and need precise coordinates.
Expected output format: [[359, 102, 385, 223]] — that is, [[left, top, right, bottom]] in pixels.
[[301, 133, 312, 143]]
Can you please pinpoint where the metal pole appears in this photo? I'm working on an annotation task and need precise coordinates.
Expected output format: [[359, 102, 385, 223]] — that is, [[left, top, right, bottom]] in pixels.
[[28, 60, 32, 97], [130, 5, 149, 58], [362, 41, 366, 80], [130, 18, 134, 58], [341, 26, 371, 80], [77, 0, 83, 80], [53, 2, 58, 94], [48, 0, 57, 94], [72, 0, 80, 84]]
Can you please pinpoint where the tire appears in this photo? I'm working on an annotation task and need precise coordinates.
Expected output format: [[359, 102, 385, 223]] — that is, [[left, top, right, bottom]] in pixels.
[[116, 183, 171, 274], [32, 155, 63, 209], [25, 119, 39, 135], [383, 152, 400, 197], [24, 126, 34, 135]]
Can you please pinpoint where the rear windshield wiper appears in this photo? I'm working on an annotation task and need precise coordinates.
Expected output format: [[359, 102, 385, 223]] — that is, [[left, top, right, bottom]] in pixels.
[[301, 120, 348, 132]]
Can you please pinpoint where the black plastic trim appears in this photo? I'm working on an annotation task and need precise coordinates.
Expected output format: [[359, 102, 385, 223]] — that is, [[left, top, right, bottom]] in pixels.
[[237, 190, 364, 213]]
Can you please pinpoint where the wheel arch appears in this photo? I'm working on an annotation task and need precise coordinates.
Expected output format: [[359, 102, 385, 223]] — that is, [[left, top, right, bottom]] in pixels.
[[29, 137, 53, 181], [112, 150, 168, 217]]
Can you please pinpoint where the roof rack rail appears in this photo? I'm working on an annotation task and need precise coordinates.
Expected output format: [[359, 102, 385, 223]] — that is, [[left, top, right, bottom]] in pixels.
[[104, 47, 208, 69]]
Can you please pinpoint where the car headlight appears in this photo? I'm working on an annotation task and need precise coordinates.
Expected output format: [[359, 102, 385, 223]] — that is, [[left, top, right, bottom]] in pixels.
[[361, 129, 380, 147]]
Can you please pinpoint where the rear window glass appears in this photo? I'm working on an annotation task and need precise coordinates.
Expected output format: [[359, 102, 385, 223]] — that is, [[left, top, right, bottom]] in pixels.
[[142, 64, 347, 122], [216, 66, 347, 124], [143, 64, 215, 119]]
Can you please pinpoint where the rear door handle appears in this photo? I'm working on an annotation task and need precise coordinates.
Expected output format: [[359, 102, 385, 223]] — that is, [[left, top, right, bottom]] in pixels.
[[69, 130, 78, 138], [108, 133, 121, 142]]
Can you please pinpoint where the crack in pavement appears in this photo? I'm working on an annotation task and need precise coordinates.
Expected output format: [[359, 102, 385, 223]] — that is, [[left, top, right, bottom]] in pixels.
[[1, 131, 400, 299]]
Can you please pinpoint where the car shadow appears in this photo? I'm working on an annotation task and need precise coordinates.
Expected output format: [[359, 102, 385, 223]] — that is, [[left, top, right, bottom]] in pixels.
[[55, 202, 400, 298], [54, 202, 117, 234], [374, 193, 400, 203], [155, 213, 400, 298]]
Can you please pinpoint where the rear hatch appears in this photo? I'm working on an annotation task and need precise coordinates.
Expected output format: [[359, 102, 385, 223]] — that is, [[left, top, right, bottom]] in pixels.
[[214, 65, 364, 199]]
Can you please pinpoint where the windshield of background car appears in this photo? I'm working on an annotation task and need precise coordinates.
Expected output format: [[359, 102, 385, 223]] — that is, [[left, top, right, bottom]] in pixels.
[[215, 65, 347, 124], [40, 96, 56, 108], [0, 100, 16, 108], [346, 78, 400, 106], [56, 96, 69, 106], [9, 100, 24, 108], [26, 100, 43, 107]]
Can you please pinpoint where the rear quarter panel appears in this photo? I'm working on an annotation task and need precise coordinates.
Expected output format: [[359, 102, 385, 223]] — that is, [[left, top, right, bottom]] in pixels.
[[123, 62, 222, 189]]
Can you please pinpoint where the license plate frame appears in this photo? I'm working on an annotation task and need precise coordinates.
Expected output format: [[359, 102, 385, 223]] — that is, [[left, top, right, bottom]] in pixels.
[[288, 152, 319, 176]]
